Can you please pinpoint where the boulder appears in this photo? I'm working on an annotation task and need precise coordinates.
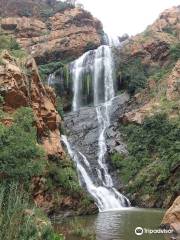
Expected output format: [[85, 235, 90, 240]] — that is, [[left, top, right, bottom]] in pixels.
[[161, 196, 180, 234]]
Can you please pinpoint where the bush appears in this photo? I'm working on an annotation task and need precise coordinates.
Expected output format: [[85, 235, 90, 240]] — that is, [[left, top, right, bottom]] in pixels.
[[40, 8, 54, 18], [0, 35, 20, 50], [84, 42, 98, 52], [47, 161, 82, 195], [0, 107, 46, 185], [56, 96, 64, 118], [119, 58, 147, 94], [54, 1, 74, 13], [39, 61, 65, 81], [169, 43, 180, 61], [111, 113, 180, 195]]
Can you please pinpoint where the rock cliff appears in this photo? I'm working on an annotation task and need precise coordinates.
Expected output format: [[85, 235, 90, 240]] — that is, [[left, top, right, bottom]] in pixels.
[[0, 0, 103, 64], [0, 50, 64, 158], [111, 6, 180, 209], [161, 196, 180, 234]]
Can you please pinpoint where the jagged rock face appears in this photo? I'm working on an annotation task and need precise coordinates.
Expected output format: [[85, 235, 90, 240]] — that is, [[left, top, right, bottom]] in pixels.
[[0, 1, 103, 64], [149, 6, 180, 37], [0, 51, 64, 158], [161, 196, 180, 234], [64, 93, 129, 188], [121, 6, 180, 66], [167, 60, 180, 101]]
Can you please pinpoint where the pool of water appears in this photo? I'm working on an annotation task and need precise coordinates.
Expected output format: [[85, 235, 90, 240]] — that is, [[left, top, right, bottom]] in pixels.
[[53, 208, 178, 240]]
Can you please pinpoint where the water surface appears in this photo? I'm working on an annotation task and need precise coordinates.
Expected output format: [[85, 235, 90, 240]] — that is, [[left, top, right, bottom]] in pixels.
[[53, 208, 178, 240]]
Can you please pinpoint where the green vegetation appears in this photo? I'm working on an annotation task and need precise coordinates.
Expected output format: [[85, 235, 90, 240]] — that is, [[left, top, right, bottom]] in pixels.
[[47, 160, 82, 196], [169, 42, 180, 61], [62, 218, 96, 240], [39, 61, 68, 82], [0, 182, 64, 240], [111, 113, 180, 199], [0, 108, 46, 186], [0, 35, 27, 60], [56, 96, 64, 119], [163, 27, 177, 37], [0, 107, 64, 239], [119, 58, 147, 94], [0, 35, 20, 50], [46, 154, 95, 214], [84, 42, 98, 52]]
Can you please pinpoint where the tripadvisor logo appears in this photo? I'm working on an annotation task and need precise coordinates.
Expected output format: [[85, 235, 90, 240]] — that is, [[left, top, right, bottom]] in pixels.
[[135, 227, 173, 235], [135, 227, 144, 236]]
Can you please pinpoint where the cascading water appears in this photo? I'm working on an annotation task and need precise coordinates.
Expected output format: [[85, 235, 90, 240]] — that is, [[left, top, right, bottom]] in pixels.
[[62, 38, 130, 212], [47, 73, 55, 86]]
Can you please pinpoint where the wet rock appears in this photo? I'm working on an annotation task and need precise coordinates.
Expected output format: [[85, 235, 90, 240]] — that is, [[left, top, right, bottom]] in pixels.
[[63, 93, 130, 185]]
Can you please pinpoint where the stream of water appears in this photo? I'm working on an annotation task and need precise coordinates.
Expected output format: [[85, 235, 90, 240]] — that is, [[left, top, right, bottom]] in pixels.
[[62, 38, 131, 211]]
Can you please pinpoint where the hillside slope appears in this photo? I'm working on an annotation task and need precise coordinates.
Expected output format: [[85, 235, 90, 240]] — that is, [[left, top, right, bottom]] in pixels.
[[0, 0, 103, 64], [111, 6, 180, 208]]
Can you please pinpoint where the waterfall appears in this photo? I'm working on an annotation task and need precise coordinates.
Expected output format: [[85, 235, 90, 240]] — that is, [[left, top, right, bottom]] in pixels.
[[47, 73, 55, 86], [70, 44, 117, 111], [62, 39, 130, 212], [62, 135, 130, 212]]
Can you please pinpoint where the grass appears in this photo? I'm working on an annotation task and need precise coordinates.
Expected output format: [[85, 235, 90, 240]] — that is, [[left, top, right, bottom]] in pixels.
[[0, 182, 64, 240]]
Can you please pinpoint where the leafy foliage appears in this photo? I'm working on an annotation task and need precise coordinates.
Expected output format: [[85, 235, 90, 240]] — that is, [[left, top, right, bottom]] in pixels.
[[84, 42, 98, 52], [119, 58, 148, 94], [0, 107, 46, 185], [39, 61, 65, 81], [56, 96, 64, 118], [0, 182, 64, 240], [47, 159, 82, 196], [0, 35, 20, 50], [169, 42, 180, 61], [111, 113, 180, 197], [0, 35, 27, 60]]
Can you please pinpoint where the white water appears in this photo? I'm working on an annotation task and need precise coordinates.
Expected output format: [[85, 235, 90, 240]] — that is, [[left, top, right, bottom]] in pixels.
[[71, 51, 90, 111], [70, 44, 117, 111], [63, 40, 130, 212], [62, 135, 129, 212], [47, 73, 55, 86]]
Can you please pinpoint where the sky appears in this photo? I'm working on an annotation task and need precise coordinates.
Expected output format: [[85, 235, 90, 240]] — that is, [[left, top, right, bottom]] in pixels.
[[76, 0, 180, 36]]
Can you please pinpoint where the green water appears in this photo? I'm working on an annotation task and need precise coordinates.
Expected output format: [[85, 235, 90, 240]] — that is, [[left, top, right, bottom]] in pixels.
[[53, 208, 179, 240]]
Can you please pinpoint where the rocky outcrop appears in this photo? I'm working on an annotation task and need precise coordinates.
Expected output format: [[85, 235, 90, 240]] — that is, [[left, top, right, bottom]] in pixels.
[[0, 50, 64, 158], [120, 6, 179, 67], [161, 196, 180, 234], [0, 0, 103, 64], [113, 6, 180, 209], [167, 60, 180, 101], [64, 93, 130, 188]]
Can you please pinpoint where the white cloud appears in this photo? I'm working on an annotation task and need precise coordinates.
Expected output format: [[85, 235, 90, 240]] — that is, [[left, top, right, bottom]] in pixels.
[[77, 0, 179, 36]]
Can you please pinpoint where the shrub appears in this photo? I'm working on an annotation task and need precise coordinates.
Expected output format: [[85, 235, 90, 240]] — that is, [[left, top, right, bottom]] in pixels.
[[119, 58, 147, 94], [0, 35, 20, 50], [84, 42, 98, 52], [54, 1, 74, 13], [40, 8, 54, 18], [0, 107, 46, 185], [111, 113, 180, 195], [56, 96, 64, 118], [169, 43, 180, 61], [47, 161, 82, 195], [39, 61, 65, 81]]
